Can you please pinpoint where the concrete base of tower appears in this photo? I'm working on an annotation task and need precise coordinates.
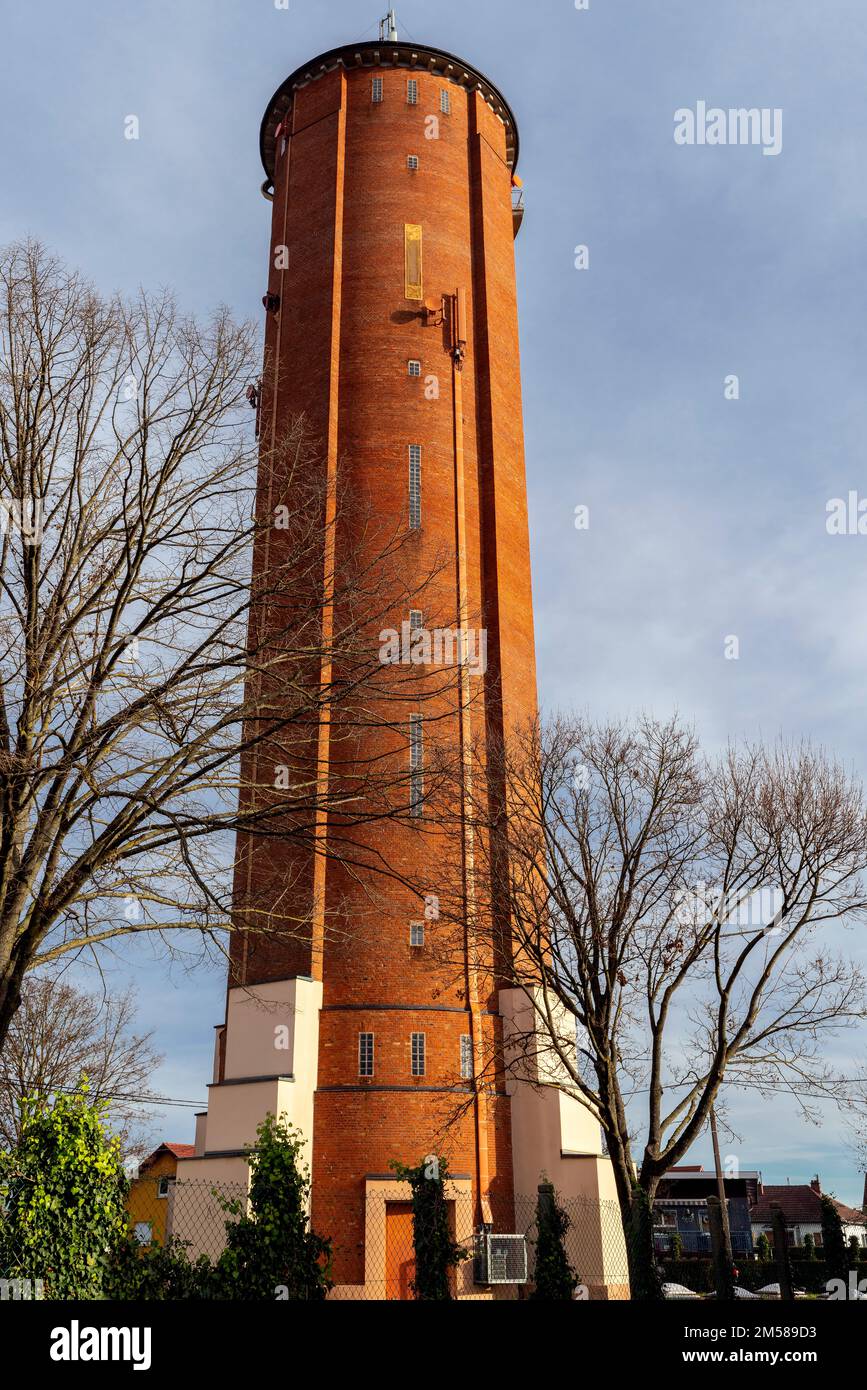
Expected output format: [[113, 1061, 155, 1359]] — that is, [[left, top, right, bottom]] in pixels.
[[169, 976, 629, 1298], [169, 976, 322, 1258], [499, 986, 631, 1298]]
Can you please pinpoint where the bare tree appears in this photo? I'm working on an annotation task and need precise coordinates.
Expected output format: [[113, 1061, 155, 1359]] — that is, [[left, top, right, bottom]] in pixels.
[[453, 714, 867, 1290], [845, 1070, 867, 1171], [0, 239, 456, 1048], [0, 975, 162, 1157]]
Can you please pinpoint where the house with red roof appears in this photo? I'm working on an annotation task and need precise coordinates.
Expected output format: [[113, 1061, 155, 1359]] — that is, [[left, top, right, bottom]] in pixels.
[[126, 1142, 196, 1246], [750, 1176, 867, 1250], [653, 1164, 867, 1258]]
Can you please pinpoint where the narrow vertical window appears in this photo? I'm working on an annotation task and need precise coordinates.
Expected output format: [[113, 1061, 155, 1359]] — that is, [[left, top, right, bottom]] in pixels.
[[407, 359, 421, 377], [410, 714, 423, 817], [407, 78, 419, 105], [372, 76, 384, 104], [411, 1032, 426, 1076], [409, 609, 423, 634], [410, 922, 424, 947], [460, 1035, 473, 1080], [359, 1032, 375, 1077], [409, 445, 421, 529], [440, 88, 451, 115], [407, 154, 419, 172], [404, 223, 423, 301]]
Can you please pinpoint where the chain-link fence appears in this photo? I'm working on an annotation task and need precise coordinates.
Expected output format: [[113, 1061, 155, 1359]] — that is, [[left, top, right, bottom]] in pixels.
[[515, 1192, 632, 1299], [323, 1190, 634, 1300], [126, 1175, 248, 1262], [124, 1178, 633, 1300], [11, 1173, 852, 1301]]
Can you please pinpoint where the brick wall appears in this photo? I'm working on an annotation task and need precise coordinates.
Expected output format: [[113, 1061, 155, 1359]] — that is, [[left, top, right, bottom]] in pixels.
[[231, 57, 534, 1252]]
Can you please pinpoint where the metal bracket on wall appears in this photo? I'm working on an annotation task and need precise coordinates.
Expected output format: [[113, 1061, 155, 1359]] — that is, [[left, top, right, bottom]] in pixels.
[[423, 297, 445, 329], [449, 287, 468, 369]]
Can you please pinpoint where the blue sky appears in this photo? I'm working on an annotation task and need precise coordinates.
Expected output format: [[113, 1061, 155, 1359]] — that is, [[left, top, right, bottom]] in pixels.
[[3, 0, 867, 1203]]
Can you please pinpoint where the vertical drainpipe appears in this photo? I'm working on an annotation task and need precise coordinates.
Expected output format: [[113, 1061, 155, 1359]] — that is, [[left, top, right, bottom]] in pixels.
[[310, 73, 348, 980], [450, 289, 493, 1228]]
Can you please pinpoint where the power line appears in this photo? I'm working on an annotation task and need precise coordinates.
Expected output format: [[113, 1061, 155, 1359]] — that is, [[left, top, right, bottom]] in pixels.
[[399, 18, 421, 44], [621, 1076, 867, 1099], [49, 1071, 867, 1113], [52, 1087, 206, 1109]]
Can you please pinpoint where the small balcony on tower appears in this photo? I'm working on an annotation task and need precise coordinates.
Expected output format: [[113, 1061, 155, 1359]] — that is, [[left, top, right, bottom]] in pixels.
[[512, 185, 525, 238]]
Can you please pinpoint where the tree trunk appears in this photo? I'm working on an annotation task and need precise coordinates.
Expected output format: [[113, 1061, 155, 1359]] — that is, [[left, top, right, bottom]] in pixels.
[[708, 1196, 735, 1301], [602, 1128, 664, 1302], [620, 1182, 664, 1302], [0, 954, 25, 1053]]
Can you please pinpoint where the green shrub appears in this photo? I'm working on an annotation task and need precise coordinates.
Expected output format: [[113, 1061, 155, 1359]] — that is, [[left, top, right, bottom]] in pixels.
[[390, 1155, 467, 1300], [790, 1260, 831, 1294], [104, 1236, 214, 1301], [531, 1182, 579, 1300], [108, 1114, 331, 1300], [2, 1097, 332, 1302], [213, 1114, 332, 1300], [820, 1195, 849, 1293], [661, 1258, 713, 1293], [0, 1084, 128, 1299], [661, 1257, 833, 1296]]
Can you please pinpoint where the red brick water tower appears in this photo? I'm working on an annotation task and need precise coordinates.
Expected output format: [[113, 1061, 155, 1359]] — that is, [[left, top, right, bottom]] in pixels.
[[180, 14, 620, 1298]]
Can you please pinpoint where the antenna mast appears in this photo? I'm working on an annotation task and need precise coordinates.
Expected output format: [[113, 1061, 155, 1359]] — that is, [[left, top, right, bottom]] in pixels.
[[379, 8, 398, 42]]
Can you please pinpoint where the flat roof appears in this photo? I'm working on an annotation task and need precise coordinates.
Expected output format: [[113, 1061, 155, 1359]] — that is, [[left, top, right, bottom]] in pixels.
[[260, 39, 519, 184]]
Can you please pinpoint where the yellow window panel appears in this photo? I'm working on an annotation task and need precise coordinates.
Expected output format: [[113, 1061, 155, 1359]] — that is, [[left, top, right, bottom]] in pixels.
[[405, 224, 423, 301]]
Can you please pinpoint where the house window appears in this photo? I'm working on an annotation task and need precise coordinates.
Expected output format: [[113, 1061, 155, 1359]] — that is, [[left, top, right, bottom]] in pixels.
[[359, 1032, 375, 1078], [157, 1176, 170, 1199], [410, 714, 423, 816], [410, 922, 424, 947], [409, 445, 421, 529], [372, 77, 384, 104], [407, 155, 419, 171], [440, 88, 451, 115], [411, 1032, 426, 1076], [409, 608, 423, 633], [407, 79, 419, 105], [408, 359, 421, 377], [134, 1222, 153, 1245], [460, 1034, 473, 1080], [653, 1210, 677, 1229]]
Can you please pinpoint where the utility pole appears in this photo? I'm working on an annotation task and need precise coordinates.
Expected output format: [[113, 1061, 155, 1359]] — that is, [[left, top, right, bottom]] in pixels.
[[710, 1105, 734, 1271]]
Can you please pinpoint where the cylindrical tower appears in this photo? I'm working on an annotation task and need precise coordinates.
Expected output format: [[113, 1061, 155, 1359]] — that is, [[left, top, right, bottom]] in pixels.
[[249, 35, 533, 1275], [179, 29, 618, 1300]]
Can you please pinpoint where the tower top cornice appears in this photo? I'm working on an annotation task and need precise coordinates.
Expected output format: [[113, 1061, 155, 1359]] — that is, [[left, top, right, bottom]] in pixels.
[[260, 39, 519, 183]]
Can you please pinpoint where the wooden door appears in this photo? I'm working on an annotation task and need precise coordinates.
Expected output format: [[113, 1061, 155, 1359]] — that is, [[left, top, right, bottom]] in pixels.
[[385, 1202, 416, 1300]]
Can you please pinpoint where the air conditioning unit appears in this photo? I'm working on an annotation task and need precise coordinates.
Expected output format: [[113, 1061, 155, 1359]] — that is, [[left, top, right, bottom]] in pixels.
[[473, 1232, 529, 1286]]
